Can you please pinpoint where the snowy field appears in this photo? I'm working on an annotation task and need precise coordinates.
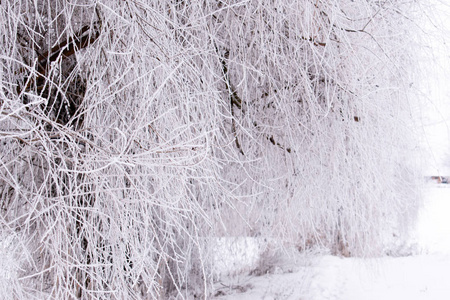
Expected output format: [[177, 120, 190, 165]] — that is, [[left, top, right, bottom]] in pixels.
[[212, 183, 450, 300]]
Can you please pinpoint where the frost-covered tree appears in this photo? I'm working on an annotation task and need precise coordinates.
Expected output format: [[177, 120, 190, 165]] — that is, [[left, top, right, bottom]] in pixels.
[[0, 0, 422, 298]]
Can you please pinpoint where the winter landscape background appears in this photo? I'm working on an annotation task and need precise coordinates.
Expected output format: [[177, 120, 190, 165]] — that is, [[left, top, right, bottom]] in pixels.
[[0, 0, 448, 299]]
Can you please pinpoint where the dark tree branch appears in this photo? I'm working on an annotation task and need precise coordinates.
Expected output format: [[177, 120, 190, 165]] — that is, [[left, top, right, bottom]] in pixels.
[[215, 44, 293, 155]]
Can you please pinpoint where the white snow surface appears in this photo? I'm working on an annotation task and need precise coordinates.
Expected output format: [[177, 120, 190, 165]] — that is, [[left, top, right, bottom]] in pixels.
[[212, 184, 450, 300]]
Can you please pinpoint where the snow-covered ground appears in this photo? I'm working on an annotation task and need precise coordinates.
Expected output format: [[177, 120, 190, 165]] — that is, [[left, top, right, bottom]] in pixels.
[[212, 183, 450, 300]]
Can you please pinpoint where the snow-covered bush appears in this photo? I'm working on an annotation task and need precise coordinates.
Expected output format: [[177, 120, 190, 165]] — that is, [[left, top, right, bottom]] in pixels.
[[204, 0, 422, 256], [0, 0, 423, 298]]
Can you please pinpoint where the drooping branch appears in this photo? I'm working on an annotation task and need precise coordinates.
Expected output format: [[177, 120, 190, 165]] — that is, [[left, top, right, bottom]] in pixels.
[[17, 20, 101, 127], [216, 46, 245, 155], [217, 46, 293, 155], [35, 22, 102, 76]]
